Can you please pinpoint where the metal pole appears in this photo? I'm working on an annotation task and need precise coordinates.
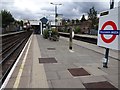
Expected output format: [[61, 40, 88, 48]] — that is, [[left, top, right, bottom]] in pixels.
[[40, 22, 42, 35], [103, 0, 114, 68], [103, 48, 109, 68], [55, 5, 57, 27], [69, 27, 72, 50], [110, 0, 114, 9]]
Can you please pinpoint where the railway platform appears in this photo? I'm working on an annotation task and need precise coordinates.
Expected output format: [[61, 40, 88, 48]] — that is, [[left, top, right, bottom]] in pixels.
[[2, 34, 119, 89]]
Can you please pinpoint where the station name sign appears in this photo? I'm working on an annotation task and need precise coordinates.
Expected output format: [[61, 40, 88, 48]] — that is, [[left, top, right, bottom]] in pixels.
[[99, 30, 120, 35]]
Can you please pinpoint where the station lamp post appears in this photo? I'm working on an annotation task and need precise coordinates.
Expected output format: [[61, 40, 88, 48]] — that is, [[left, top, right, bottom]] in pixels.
[[50, 2, 62, 28]]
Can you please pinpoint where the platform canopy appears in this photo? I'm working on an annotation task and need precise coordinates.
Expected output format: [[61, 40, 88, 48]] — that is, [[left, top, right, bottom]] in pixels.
[[29, 20, 40, 25]]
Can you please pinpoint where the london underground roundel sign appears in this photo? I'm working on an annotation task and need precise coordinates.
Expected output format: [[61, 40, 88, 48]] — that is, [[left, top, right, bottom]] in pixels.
[[100, 21, 117, 43], [98, 6, 120, 50]]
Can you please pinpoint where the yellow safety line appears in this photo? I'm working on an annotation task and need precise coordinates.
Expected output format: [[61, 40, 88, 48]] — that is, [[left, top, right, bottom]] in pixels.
[[13, 35, 32, 88]]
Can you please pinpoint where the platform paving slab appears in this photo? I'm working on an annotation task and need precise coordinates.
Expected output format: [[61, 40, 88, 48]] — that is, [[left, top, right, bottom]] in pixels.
[[47, 80, 53, 88], [44, 63, 68, 72], [18, 76, 30, 88], [57, 70, 73, 79], [51, 78, 85, 88], [80, 76, 107, 83], [31, 35, 48, 88], [45, 71, 59, 80], [103, 75, 118, 88], [21, 65, 31, 77], [82, 66, 108, 76], [5, 34, 119, 89], [36, 35, 118, 89]]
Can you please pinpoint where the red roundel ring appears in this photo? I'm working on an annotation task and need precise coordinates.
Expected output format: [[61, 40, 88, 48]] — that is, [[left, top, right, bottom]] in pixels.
[[101, 21, 117, 43]]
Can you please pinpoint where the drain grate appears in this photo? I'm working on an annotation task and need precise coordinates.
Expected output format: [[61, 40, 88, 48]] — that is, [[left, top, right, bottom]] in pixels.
[[47, 48, 56, 50], [68, 68, 90, 76], [83, 81, 118, 90], [39, 57, 57, 63]]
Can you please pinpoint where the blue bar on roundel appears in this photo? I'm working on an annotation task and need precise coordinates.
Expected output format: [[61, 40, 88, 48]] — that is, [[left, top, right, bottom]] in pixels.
[[99, 30, 120, 35]]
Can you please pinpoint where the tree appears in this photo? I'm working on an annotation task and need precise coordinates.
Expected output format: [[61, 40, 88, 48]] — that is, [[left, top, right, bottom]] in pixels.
[[87, 7, 98, 29], [1, 10, 15, 28], [80, 15, 86, 22], [72, 19, 75, 24], [62, 19, 66, 25], [20, 20, 23, 27], [76, 19, 79, 24], [67, 19, 70, 23], [74, 26, 81, 34]]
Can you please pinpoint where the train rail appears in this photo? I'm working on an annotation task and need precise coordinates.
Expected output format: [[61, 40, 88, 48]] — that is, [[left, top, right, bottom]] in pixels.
[[0, 31, 32, 86], [59, 32, 97, 44]]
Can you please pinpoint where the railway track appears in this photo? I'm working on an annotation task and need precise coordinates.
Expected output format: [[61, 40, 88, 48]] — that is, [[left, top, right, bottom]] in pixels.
[[0, 31, 32, 86]]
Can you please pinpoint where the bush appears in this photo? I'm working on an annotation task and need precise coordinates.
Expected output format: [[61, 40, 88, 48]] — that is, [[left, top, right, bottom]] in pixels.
[[74, 26, 81, 34], [43, 29, 49, 39], [51, 28, 59, 37]]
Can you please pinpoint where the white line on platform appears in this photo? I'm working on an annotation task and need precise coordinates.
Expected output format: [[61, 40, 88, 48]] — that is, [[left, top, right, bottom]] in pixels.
[[0, 34, 33, 90], [13, 35, 32, 88]]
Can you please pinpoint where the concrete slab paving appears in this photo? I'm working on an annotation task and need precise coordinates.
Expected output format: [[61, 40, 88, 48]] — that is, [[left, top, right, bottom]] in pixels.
[[31, 35, 48, 88], [83, 66, 108, 76], [100, 67, 118, 75], [104, 75, 118, 88], [45, 71, 59, 80], [44, 63, 68, 72], [57, 70, 73, 79], [47, 80, 53, 88], [51, 78, 85, 88], [21, 66, 31, 77], [18, 76, 30, 88], [36, 35, 118, 89], [80, 76, 107, 83], [5, 34, 118, 89]]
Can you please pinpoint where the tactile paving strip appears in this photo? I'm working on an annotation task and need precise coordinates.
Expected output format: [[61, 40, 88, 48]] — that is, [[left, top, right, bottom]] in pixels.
[[68, 68, 91, 76], [83, 81, 118, 90], [39, 57, 57, 63]]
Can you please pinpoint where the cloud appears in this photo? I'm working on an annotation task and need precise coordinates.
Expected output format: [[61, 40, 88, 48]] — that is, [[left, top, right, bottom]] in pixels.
[[1, 0, 119, 21]]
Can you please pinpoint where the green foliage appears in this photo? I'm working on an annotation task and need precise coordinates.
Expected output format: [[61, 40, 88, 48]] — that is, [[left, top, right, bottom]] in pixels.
[[67, 19, 70, 23], [87, 7, 97, 20], [19, 20, 23, 27], [87, 7, 98, 29], [1, 10, 15, 28], [75, 19, 79, 24], [72, 19, 75, 24], [43, 29, 49, 39], [43, 28, 59, 40], [51, 28, 59, 37], [74, 26, 81, 34]]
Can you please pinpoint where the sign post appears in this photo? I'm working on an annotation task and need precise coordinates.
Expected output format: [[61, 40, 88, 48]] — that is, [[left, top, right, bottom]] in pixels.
[[103, 0, 114, 68], [69, 27, 75, 51], [69, 27, 72, 50], [97, 0, 120, 68]]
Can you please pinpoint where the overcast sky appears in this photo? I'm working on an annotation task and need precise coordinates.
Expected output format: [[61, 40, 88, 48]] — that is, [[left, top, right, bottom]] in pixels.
[[1, 0, 120, 21]]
